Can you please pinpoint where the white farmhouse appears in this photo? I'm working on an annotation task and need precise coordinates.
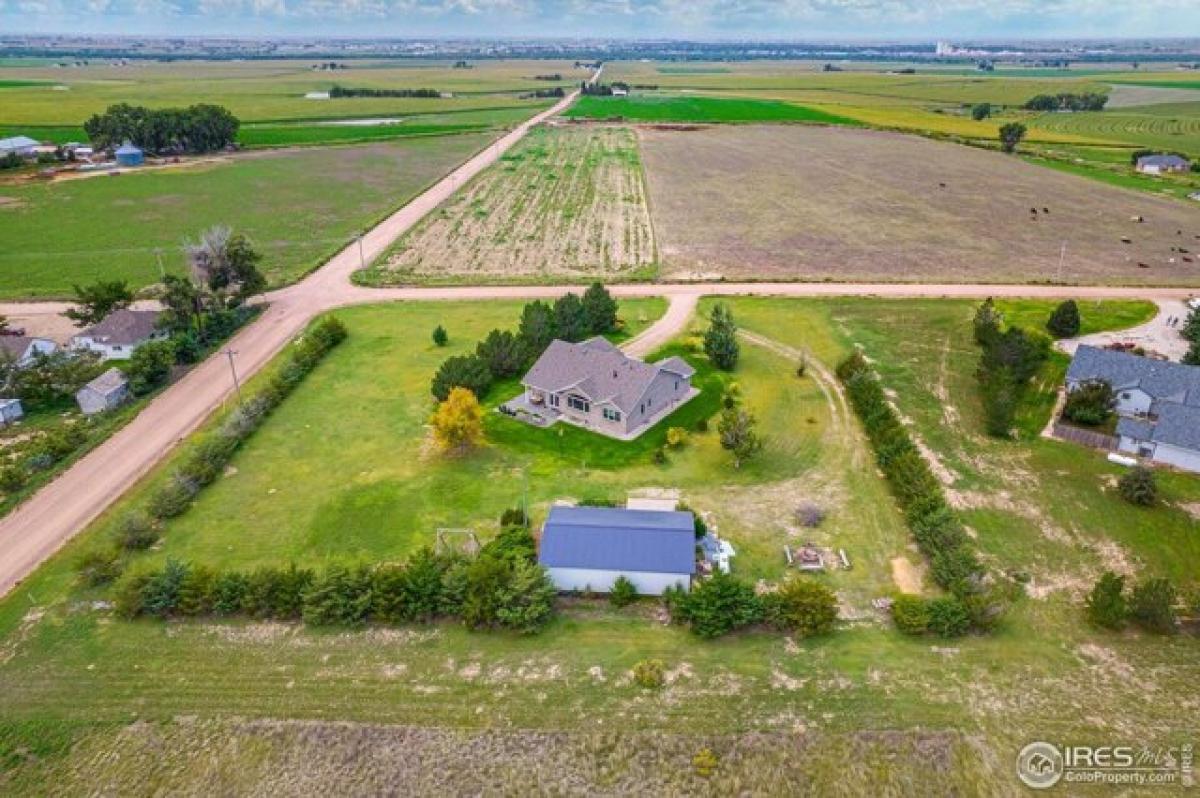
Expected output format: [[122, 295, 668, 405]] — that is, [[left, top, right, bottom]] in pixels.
[[538, 505, 696, 596], [71, 309, 167, 361], [0, 336, 57, 366]]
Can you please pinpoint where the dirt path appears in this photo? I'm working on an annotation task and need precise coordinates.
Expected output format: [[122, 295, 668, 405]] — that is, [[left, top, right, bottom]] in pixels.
[[621, 291, 698, 358]]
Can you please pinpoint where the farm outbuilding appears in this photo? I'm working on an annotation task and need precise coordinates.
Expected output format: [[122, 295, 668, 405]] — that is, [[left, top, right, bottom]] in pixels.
[[0, 398, 24, 426], [0, 136, 38, 157], [76, 368, 130, 416], [1135, 154, 1191, 175], [115, 142, 144, 167], [538, 505, 696, 596]]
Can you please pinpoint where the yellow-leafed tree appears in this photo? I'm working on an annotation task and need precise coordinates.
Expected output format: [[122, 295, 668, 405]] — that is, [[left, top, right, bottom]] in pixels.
[[431, 386, 485, 453]]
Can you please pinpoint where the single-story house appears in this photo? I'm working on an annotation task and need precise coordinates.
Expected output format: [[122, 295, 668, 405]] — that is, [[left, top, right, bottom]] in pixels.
[[76, 368, 130, 415], [71, 309, 166, 361], [1064, 345, 1200, 473], [514, 337, 697, 440], [611, 87, 629, 97], [0, 398, 24, 426], [0, 136, 38, 158], [538, 505, 696, 596], [0, 336, 57, 367], [1135, 154, 1191, 175]]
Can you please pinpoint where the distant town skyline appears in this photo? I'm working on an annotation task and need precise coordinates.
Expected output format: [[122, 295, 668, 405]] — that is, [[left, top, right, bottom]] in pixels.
[[2, 1, 1200, 40]]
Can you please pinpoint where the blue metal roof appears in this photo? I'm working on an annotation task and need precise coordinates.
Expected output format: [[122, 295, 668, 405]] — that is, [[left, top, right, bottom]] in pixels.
[[538, 506, 696, 575]]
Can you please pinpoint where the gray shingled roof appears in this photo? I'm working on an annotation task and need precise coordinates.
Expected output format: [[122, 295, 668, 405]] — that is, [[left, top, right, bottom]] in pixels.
[[1066, 346, 1200, 408], [523, 337, 691, 414], [83, 368, 128, 397], [78, 309, 162, 347], [1122, 404, 1200, 451], [539, 506, 697, 575], [0, 337, 34, 361]]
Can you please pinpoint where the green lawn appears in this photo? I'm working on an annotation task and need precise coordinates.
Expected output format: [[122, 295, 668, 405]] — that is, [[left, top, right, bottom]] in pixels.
[[1, 295, 1197, 792], [564, 94, 859, 125], [0, 134, 493, 298]]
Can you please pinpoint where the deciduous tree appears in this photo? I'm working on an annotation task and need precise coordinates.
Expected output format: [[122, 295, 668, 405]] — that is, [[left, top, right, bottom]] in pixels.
[[717, 406, 762, 467], [431, 387, 485, 452], [64, 280, 134, 327]]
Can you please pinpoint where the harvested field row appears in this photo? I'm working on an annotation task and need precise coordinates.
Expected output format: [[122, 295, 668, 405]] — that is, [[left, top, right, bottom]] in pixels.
[[367, 125, 656, 282], [638, 124, 1200, 286]]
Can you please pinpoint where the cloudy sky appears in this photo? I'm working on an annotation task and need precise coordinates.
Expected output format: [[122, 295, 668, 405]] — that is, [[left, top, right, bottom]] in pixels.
[[2, 0, 1199, 39]]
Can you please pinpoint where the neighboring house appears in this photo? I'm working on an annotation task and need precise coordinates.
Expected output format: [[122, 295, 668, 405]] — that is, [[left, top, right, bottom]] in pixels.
[[75, 368, 130, 416], [71, 309, 166, 361], [0, 398, 24, 426], [538, 505, 696, 596], [0, 136, 38, 158], [611, 87, 629, 96], [1065, 345, 1200, 473], [514, 337, 697, 440], [0, 336, 57, 367], [1135, 154, 1191, 174]]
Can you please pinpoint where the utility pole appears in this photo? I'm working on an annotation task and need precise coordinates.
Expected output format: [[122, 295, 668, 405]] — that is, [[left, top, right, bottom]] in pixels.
[[355, 233, 365, 271], [223, 348, 243, 404]]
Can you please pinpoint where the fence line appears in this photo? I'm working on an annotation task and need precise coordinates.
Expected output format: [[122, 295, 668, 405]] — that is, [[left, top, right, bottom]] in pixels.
[[1052, 422, 1118, 451]]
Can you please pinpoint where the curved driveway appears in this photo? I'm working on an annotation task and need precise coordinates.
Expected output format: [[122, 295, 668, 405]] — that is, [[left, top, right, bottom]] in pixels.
[[0, 91, 1196, 598]]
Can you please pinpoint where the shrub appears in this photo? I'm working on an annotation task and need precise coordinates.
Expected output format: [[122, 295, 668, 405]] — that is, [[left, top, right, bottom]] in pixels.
[[666, 426, 689, 448], [694, 417, 709, 433], [717, 406, 762, 468], [76, 546, 123, 587], [432, 325, 448, 347], [930, 547, 983, 593], [211, 571, 249, 615], [765, 576, 838, 637], [1130, 577, 1176, 634], [139, 559, 189, 617], [123, 339, 176, 396], [632, 658, 666, 688], [494, 559, 556, 634], [147, 475, 198, 520], [926, 596, 972, 638], [1063, 380, 1114, 427], [1046, 300, 1082, 338], [795, 503, 825, 528], [115, 512, 159, 551], [499, 507, 529, 528], [610, 575, 638, 607], [673, 572, 762, 638], [891, 594, 930, 635], [176, 565, 216, 616], [1085, 571, 1128, 630], [693, 747, 719, 778], [0, 465, 26, 493], [482, 525, 538, 565], [1118, 466, 1157, 507], [112, 566, 155, 618], [652, 446, 668, 465], [243, 565, 313, 620], [302, 564, 373, 627]]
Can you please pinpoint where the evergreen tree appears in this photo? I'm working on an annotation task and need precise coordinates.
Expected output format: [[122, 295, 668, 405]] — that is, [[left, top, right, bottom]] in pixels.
[[1085, 571, 1128, 630], [1118, 466, 1157, 507], [581, 282, 619, 334], [552, 293, 587, 342], [1183, 341, 1200, 367], [517, 301, 556, 360], [1046, 300, 1081, 338], [430, 354, 492, 402], [973, 298, 1002, 346], [1129, 577, 1177, 634], [432, 325, 448, 347], [704, 304, 740, 370], [475, 329, 523, 378]]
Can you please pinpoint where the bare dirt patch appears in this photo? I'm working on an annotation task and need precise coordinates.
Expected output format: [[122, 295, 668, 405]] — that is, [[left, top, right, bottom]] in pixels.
[[890, 557, 924, 594], [376, 125, 655, 281], [639, 124, 1200, 285]]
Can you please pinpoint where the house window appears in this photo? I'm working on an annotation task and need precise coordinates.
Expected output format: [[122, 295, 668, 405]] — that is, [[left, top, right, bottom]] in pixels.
[[1121, 392, 1130, 400], [549, 394, 559, 408], [603, 408, 621, 422], [568, 394, 590, 413]]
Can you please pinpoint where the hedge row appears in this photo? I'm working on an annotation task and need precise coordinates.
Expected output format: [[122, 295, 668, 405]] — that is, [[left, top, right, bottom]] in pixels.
[[112, 527, 557, 635], [836, 351, 1007, 634]]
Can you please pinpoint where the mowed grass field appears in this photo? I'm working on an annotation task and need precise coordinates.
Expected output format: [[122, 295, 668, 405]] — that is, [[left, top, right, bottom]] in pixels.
[[361, 125, 657, 285], [0, 59, 581, 147], [0, 134, 493, 298], [1, 295, 1198, 792], [638, 124, 1200, 285]]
